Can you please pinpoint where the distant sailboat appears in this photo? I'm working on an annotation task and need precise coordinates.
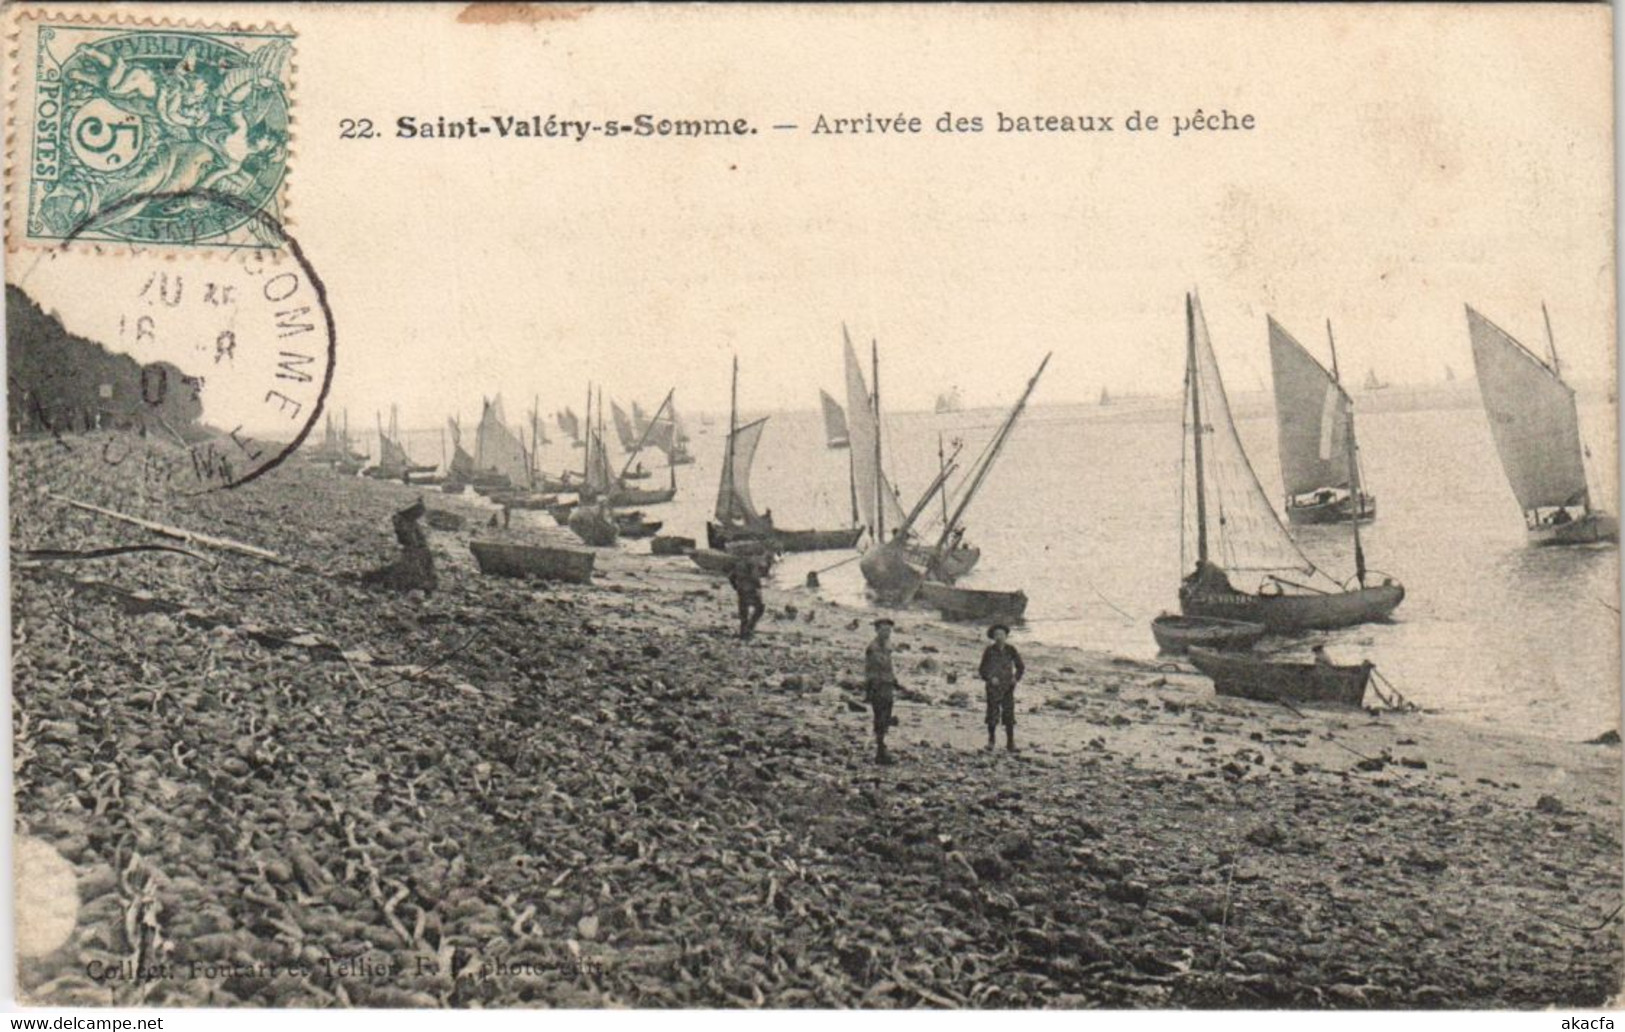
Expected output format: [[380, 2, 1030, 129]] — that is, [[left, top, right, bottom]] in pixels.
[[1444, 364, 1457, 383], [1362, 368, 1389, 391], [367, 405, 437, 481], [473, 395, 534, 492], [1179, 293, 1404, 631], [819, 389, 850, 449], [610, 400, 640, 452], [934, 386, 963, 414], [578, 386, 677, 506], [309, 409, 368, 472], [1466, 304, 1617, 545], [557, 407, 586, 449], [1267, 317, 1377, 525], [638, 396, 695, 466], [1099, 386, 1113, 407], [708, 359, 864, 553]]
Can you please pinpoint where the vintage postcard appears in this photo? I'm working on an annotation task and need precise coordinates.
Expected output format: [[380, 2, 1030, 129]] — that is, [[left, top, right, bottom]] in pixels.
[[6, 1, 1619, 1016]]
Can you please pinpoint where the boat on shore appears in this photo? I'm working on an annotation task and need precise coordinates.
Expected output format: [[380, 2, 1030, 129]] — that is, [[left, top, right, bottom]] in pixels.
[[364, 406, 438, 481], [1150, 614, 1267, 654], [916, 582, 1028, 622], [468, 540, 595, 583], [708, 357, 866, 555], [1187, 646, 1373, 708], [1467, 304, 1618, 546], [1268, 318, 1376, 526], [568, 502, 619, 547], [1176, 294, 1404, 632], [577, 386, 678, 507], [690, 544, 775, 575]]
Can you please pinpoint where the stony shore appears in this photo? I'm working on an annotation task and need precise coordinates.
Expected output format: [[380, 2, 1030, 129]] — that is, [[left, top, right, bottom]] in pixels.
[[11, 437, 1622, 1008]]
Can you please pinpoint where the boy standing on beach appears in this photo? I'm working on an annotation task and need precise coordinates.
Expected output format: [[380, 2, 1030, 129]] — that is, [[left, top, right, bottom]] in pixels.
[[979, 624, 1024, 752], [865, 618, 898, 765]]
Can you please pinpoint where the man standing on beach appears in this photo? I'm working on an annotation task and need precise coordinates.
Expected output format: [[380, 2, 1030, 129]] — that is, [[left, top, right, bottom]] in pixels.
[[728, 555, 766, 640], [865, 618, 898, 765], [979, 624, 1024, 753]]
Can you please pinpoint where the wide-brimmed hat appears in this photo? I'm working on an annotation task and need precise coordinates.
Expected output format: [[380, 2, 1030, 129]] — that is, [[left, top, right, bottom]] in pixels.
[[987, 623, 1011, 639], [873, 617, 896, 629]]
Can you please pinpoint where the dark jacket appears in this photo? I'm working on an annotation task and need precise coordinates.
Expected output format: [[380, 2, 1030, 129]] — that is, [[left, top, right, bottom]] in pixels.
[[979, 642, 1024, 686], [865, 638, 897, 688]]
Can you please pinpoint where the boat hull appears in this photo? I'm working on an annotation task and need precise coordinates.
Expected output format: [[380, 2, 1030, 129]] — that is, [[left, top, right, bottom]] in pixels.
[[690, 547, 775, 575], [1188, 647, 1371, 708], [917, 582, 1028, 622], [707, 521, 863, 554], [1286, 493, 1376, 525], [468, 541, 594, 584], [1529, 511, 1619, 546], [1180, 580, 1404, 632], [1151, 614, 1267, 654], [581, 486, 676, 507], [860, 540, 983, 598]]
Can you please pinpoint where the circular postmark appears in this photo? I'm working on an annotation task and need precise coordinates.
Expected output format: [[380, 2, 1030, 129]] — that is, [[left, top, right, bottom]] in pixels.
[[10, 188, 335, 495]]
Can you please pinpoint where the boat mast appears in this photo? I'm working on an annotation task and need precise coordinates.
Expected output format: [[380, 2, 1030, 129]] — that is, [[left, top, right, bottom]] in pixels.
[[937, 432, 950, 527], [1329, 321, 1367, 586], [1542, 302, 1561, 378], [582, 384, 592, 484], [872, 340, 886, 543], [928, 353, 1052, 568], [619, 388, 672, 483], [1187, 295, 1209, 568], [724, 357, 738, 523]]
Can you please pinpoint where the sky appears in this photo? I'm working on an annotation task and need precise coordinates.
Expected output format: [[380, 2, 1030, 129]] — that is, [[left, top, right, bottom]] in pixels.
[[8, 3, 1615, 434]]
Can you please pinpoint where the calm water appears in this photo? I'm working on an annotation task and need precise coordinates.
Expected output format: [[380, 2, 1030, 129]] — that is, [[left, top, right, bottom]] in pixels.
[[411, 391, 1621, 742]]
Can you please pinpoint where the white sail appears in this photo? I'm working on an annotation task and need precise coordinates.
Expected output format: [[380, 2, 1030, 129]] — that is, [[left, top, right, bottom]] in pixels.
[[584, 429, 617, 494], [476, 395, 532, 487], [1183, 296, 1317, 575], [842, 333, 907, 537], [715, 417, 767, 522], [1268, 317, 1352, 498], [1466, 306, 1590, 511], [819, 389, 849, 447]]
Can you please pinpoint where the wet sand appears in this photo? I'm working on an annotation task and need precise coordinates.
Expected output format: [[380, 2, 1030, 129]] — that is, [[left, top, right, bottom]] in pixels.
[[11, 437, 1622, 1007]]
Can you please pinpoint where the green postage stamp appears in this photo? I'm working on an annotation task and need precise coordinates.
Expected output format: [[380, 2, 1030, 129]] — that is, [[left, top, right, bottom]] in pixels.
[[12, 15, 294, 250]]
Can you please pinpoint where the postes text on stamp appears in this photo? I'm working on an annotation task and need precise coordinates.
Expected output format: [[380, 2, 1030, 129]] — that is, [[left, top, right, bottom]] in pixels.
[[15, 16, 294, 250]]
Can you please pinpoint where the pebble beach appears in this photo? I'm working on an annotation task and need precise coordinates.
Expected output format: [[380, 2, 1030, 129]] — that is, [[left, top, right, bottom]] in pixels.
[[11, 435, 1623, 1008]]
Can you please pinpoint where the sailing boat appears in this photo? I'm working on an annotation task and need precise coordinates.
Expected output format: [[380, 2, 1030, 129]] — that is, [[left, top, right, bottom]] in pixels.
[[844, 331, 976, 597], [309, 410, 368, 473], [1444, 364, 1457, 383], [1267, 318, 1377, 525], [1179, 294, 1404, 631], [1466, 304, 1617, 545], [819, 389, 850, 449], [913, 354, 1051, 622], [557, 408, 586, 449], [610, 400, 640, 452], [1362, 368, 1389, 391], [934, 386, 964, 414], [578, 387, 678, 506], [443, 415, 481, 491], [366, 405, 437, 481], [708, 359, 865, 553], [1099, 386, 1113, 407], [636, 396, 695, 468]]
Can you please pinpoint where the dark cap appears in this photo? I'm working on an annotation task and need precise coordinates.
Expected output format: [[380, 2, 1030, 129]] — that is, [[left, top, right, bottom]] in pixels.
[[987, 623, 1011, 639], [873, 617, 896, 629]]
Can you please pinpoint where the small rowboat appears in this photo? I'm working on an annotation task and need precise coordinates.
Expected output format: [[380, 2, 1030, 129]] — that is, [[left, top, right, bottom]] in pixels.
[[468, 541, 595, 584], [1187, 647, 1372, 708], [1151, 614, 1267, 654], [651, 535, 696, 556], [916, 582, 1027, 622], [690, 546, 776, 575], [615, 514, 663, 538]]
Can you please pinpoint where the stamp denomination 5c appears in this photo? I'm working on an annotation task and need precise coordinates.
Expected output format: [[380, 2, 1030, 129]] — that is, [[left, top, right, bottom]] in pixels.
[[11, 14, 294, 251]]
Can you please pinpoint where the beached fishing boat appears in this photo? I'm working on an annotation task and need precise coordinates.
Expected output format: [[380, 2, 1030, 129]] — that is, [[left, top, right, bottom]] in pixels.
[[1150, 614, 1266, 654], [857, 333, 1045, 601], [651, 535, 695, 556], [916, 582, 1028, 622], [845, 332, 982, 598], [820, 389, 850, 449], [690, 545, 775, 575], [1187, 647, 1373, 708], [468, 540, 595, 583], [1268, 318, 1376, 525], [708, 358, 866, 554], [567, 502, 619, 547], [1467, 305, 1618, 546], [614, 511, 662, 538], [1177, 294, 1404, 632]]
